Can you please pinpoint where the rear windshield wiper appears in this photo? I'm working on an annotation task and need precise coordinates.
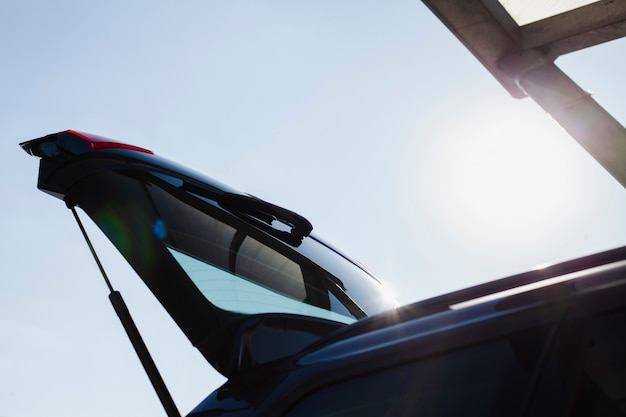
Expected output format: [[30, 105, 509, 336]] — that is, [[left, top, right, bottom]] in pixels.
[[147, 173, 314, 247], [219, 193, 313, 247], [178, 180, 313, 247]]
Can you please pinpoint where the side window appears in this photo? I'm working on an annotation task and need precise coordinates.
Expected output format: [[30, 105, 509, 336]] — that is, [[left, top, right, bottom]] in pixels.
[[531, 308, 626, 416], [284, 331, 548, 417]]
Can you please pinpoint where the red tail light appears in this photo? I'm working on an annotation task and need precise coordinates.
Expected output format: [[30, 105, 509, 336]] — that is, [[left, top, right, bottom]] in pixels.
[[67, 130, 154, 154]]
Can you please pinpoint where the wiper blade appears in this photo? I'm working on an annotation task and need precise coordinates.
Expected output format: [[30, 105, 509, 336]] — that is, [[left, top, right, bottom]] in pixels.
[[176, 178, 313, 247], [219, 193, 313, 247]]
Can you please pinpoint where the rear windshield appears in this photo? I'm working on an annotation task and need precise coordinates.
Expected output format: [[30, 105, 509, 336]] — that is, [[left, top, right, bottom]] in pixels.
[[140, 170, 396, 323]]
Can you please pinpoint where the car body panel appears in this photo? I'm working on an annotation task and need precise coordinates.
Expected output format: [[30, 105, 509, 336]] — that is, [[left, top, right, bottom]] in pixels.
[[189, 246, 626, 416]]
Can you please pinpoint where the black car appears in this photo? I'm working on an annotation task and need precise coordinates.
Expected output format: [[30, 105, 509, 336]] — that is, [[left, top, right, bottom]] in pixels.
[[22, 130, 626, 417]]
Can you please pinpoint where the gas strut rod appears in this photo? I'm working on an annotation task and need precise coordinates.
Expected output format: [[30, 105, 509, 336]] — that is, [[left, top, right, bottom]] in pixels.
[[66, 198, 182, 417]]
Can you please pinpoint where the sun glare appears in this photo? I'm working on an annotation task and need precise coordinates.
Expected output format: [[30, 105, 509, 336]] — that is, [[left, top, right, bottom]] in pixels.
[[422, 108, 584, 249], [452, 122, 572, 233]]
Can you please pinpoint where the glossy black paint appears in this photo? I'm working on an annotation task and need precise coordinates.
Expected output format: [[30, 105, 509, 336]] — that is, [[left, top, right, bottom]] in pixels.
[[189, 247, 626, 416]]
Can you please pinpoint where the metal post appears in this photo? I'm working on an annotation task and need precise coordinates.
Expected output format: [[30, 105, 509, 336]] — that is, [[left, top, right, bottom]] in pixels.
[[499, 50, 626, 188]]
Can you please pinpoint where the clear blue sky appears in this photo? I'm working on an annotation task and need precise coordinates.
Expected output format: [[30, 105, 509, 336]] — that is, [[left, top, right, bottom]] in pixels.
[[1, 1, 625, 416]]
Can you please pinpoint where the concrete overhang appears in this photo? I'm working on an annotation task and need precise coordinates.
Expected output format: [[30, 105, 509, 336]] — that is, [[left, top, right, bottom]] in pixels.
[[422, 0, 626, 188], [422, 0, 626, 98]]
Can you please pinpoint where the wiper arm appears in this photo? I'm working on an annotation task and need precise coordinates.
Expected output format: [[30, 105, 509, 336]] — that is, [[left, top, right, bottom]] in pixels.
[[219, 193, 313, 247], [177, 178, 313, 247]]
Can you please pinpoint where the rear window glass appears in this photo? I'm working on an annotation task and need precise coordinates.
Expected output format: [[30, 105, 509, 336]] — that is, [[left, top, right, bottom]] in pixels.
[[144, 176, 363, 323], [168, 246, 355, 324], [88, 169, 396, 323]]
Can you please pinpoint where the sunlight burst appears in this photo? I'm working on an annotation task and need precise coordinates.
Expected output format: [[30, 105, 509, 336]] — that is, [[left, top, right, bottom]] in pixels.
[[422, 108, 585, 250]]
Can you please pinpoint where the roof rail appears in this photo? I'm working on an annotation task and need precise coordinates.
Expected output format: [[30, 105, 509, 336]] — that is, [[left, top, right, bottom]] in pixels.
[[406, 245, 626, 316], [318, 245, 626, 345]]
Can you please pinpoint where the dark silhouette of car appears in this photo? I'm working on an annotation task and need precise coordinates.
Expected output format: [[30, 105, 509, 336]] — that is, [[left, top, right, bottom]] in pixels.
[[22, 130, 626, 416]]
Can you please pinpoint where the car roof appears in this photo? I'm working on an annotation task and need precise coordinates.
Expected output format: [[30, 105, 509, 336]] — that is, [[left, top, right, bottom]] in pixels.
[[189, 243, 626, 415]]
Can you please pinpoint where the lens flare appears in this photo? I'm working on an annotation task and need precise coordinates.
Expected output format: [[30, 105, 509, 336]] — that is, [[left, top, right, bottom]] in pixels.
[[152, 219, 167, 240]]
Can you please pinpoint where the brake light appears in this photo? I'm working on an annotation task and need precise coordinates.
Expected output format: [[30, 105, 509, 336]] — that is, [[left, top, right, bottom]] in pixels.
[[67, 130, 154, 154]]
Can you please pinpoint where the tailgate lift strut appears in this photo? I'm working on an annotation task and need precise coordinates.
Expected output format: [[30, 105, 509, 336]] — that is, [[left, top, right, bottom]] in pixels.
[[66, 198, 182, 417]]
